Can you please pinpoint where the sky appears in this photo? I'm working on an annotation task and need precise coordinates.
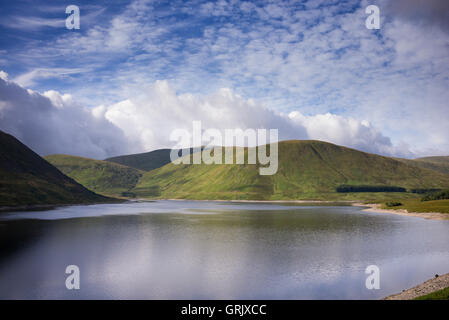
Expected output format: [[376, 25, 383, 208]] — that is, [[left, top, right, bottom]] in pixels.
[[0, 0, 448, 159]]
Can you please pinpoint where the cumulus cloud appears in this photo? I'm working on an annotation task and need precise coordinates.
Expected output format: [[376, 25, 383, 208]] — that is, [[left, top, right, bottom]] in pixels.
[[0, 75, 408, 158], [0, 76, 133, 159], [3, 0, 448, 156], [385, 0, 449, 32], [0, 71, 8, 81], [101, 80, 305, 150], [99, 80, 408, 156], [288, 112, 412, 157]]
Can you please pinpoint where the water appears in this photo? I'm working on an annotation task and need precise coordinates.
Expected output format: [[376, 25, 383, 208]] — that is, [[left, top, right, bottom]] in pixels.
[[0, 200, 448, 299]]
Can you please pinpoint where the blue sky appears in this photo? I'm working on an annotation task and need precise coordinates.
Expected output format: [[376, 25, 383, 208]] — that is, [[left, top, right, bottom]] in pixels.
[[0, 0, 448, 159]]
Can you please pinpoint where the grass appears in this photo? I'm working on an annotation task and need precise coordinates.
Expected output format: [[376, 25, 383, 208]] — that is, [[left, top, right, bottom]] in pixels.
[[397, 157, 449, 175], [421, 189, 449, 201], [385, 201, 402, 207], [5, 129, 449, 207], [380, 199, 449, 214], [131, 140, 449, 201], [45, 154, 143, 197], [105, 149, 174, 172], [415, 287, 449, 300], [104, 147, 197, 172], [0, 130, 114, 207]]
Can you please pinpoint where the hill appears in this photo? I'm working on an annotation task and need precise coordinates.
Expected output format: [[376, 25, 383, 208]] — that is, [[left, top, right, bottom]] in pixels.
[[415, 156, 449, 164], [105, 147, 200, 172], [396, 156, 449, 176], [105, 149, 174, 172], [45, 155, 143, 197], [0, 130, 115, 207], [131, 140, 449, 201]]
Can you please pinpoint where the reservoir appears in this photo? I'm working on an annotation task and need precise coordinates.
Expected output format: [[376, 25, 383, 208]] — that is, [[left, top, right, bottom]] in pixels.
[[0, 200, 448, 299]]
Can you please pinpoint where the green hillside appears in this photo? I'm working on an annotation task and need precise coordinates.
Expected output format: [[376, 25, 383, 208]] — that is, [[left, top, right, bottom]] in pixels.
[[45, 154, 143, 197], [0, 130, 115, 207], [105, 147, 200, 172], [131, 140, 449, 201], [105, 149, 174, 172], [416, 156, 449, 164], [397, 156, 449, 176]]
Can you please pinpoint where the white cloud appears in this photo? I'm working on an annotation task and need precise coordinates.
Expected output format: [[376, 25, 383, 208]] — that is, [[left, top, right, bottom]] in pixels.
[[100, 80, 408, 156], [0, 71, 8, 81], [101, 80, 304, 151], [2, 0, 449, 157], [0, 74, 417, 158], [13, 68, 90, 87], [0, 76, 133, 159], [288, 111, 411, 157], [0, 6, 106, 31]]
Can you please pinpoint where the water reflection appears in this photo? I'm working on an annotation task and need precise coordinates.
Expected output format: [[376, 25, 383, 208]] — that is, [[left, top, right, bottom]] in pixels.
[[0, 201, 448, 299]]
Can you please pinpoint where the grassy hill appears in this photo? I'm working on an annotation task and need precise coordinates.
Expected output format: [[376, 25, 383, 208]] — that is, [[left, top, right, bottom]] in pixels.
[[105, 147, 200, 172], [105, 149, 174, 172], [131, 140, 449, 201], [45, 154, 143, 197], [396, 156, 449, 176], [416, 156, 449, 164], [0, 130, 115, 207]]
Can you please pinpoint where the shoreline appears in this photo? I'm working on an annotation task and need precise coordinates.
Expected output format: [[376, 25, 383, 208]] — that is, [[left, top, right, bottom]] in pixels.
[[384, 273, 449, 300], [2, 198, 448, 221], [0, 199, 128, 213], [140, 198, 449, 220], [354, 203, 449, 221], [157, 198, 353, 204]]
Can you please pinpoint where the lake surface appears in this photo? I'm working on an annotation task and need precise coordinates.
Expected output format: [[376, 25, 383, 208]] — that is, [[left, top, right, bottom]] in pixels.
[[0, 200, 448, 299]]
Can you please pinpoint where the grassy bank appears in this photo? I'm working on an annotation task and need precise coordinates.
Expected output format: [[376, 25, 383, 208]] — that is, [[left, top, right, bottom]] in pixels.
[[415, 287, 449, 300], [380, 199, 449, 214]]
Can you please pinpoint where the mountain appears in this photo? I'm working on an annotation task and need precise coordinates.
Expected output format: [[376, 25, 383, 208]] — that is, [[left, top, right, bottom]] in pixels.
[[0, 130, 114, 207], [105, 147, 201, 172], [412, 157, 449, 175], [45, 154, 143, 197], [131, 140, 449, 201], [415, 156, 449, 164], [105, 149, 174, 172], [396, 156, 449, 176]]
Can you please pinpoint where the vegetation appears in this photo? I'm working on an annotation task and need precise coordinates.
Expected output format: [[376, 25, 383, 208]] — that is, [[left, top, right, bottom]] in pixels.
[[337, 185, 406, 193], [381, 199, 449, 214], [397, 156, 449, 176], [45, 154, 143, 197], [409, 188, 442, 194], [415, 287, 449, 300], [416, 156, 449, 165], [104, 148, 197, 172], [0, 130, 116, 207], [421, 189, 449, 202], [131, 140, 449, 200], [4, 132, 449, 205], [386, 202, 402, 207]]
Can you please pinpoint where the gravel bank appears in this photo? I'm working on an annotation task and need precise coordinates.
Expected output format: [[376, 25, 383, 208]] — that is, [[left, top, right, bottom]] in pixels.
[[384, 273, 449, 300]]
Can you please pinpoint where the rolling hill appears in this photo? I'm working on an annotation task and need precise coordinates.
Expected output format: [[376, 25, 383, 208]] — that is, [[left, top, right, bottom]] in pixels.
[[45, 155, 143, 197], [409, 157, 449, 175], [105, 147, 201, 172], [0, 130, 115, 207], [105, 149, 175, 172], [131, 140, 449, 201], [416, 156, 449, 164]]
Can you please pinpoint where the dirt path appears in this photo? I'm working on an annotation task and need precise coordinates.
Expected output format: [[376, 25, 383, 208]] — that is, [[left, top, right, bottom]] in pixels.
[[384, 273, 449, 300]]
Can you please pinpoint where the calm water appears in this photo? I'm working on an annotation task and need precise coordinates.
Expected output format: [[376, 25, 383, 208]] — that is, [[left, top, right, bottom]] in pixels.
[[0, 200, 448, 299]]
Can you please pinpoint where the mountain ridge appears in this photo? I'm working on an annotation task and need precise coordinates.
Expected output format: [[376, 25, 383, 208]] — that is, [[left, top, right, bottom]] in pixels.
[[44, 154, 143, 197], [0, 130, 117, 207], [129, 140, 449, 201]]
